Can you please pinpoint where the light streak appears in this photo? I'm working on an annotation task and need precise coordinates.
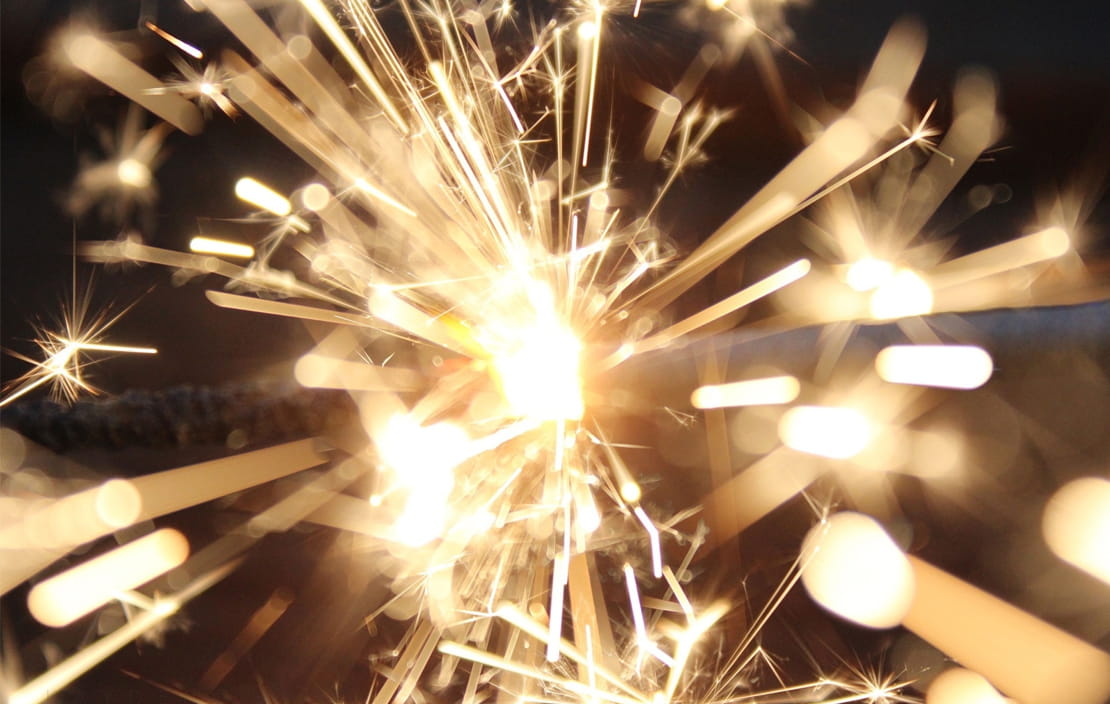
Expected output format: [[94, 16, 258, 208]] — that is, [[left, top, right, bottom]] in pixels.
[[779, 406, 872, 459], [27, 528, 189, 627], [9, 561, 237, 704], [144, 21, 204, 60], [875, 345, 993, 389], [188, 236, 255, 259], [234, 176, 292, 217], [63, 33, 202, 134], [691, 375, 800, 409]]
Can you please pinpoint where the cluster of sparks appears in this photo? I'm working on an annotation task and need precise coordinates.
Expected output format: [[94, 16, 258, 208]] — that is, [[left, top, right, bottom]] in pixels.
[[3, 1, 1110, 704]]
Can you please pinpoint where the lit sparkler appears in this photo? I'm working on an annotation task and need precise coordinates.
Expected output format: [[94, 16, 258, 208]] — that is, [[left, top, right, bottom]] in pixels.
[[3, 1, 1109, 703]]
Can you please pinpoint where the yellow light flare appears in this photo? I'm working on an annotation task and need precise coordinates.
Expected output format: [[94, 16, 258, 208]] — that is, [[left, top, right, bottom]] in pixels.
[[189, 236, 255, 259], [691, 375, 800, 409], [234, 176, 292, 216], [800, 512, 915, 629], [875, 345, 993, 390], [927, 668, 1011, 704], [491, 321, 584, 421], [27, 528, 189, 627], [869, 268, 933, 319], [779, 406, 871, 459], [1042, 477, 1110, 585]]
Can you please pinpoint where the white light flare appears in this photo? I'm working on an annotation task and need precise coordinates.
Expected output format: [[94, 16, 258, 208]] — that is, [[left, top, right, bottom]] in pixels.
[[27, 528, 189, 627], [491, 320, 584, 421], [845, 257, 894, 292], [869, 268, 933, 319], [779, 406, 872, 459], [876, 345, 993, 390], [1042, 477, 1110, 586], [691, 375, 800, 409], [375, 415, 471, 546]]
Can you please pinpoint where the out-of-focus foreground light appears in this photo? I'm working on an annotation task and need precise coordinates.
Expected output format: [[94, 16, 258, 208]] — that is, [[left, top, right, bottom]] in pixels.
[[189, 236, 255, 259], [779, 406, 871, 459], [1042, 476, 1110, 585], [800, 512, 914, 628], [876, 345, 993, 389], [115, 158, 152, 188], [27, 528, 189, 627], [927, 668, 1010, 704], [234, 176, 292, 217], [869, 268, 933, 319], [492, 321, 584, 421], [691, 375, 800, 409]]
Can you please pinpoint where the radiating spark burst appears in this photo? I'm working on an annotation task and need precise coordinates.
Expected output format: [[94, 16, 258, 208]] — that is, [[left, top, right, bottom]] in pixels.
[[6, 0, 1108, 702], [1, 286, 156, 408]]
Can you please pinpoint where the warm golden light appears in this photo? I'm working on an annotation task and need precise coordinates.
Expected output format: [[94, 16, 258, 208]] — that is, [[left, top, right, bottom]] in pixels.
[[876, 345, 993, 389], [27, 528, 189, 627], [800, 512, 915, 628], [691, 375, 800, 409], [1042, 476, 1110, 585], [234, 176, 292, 217], [188, 236, 255, 259], [779, 406, 871, 459], [492, 321, 584, 421]]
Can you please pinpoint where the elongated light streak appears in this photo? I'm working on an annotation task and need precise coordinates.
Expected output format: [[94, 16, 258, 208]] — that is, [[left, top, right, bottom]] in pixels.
[[144, 21, 204, 59], [65, 34, 203, 134], [27, 528, 189, 627], [691, 375, 800, 409], [189, 236, 255, 259], [633, 506, 663, 578], [779, 406, 871, 459], [235, 176, 292, 216], [876, 345, 993, 390]]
